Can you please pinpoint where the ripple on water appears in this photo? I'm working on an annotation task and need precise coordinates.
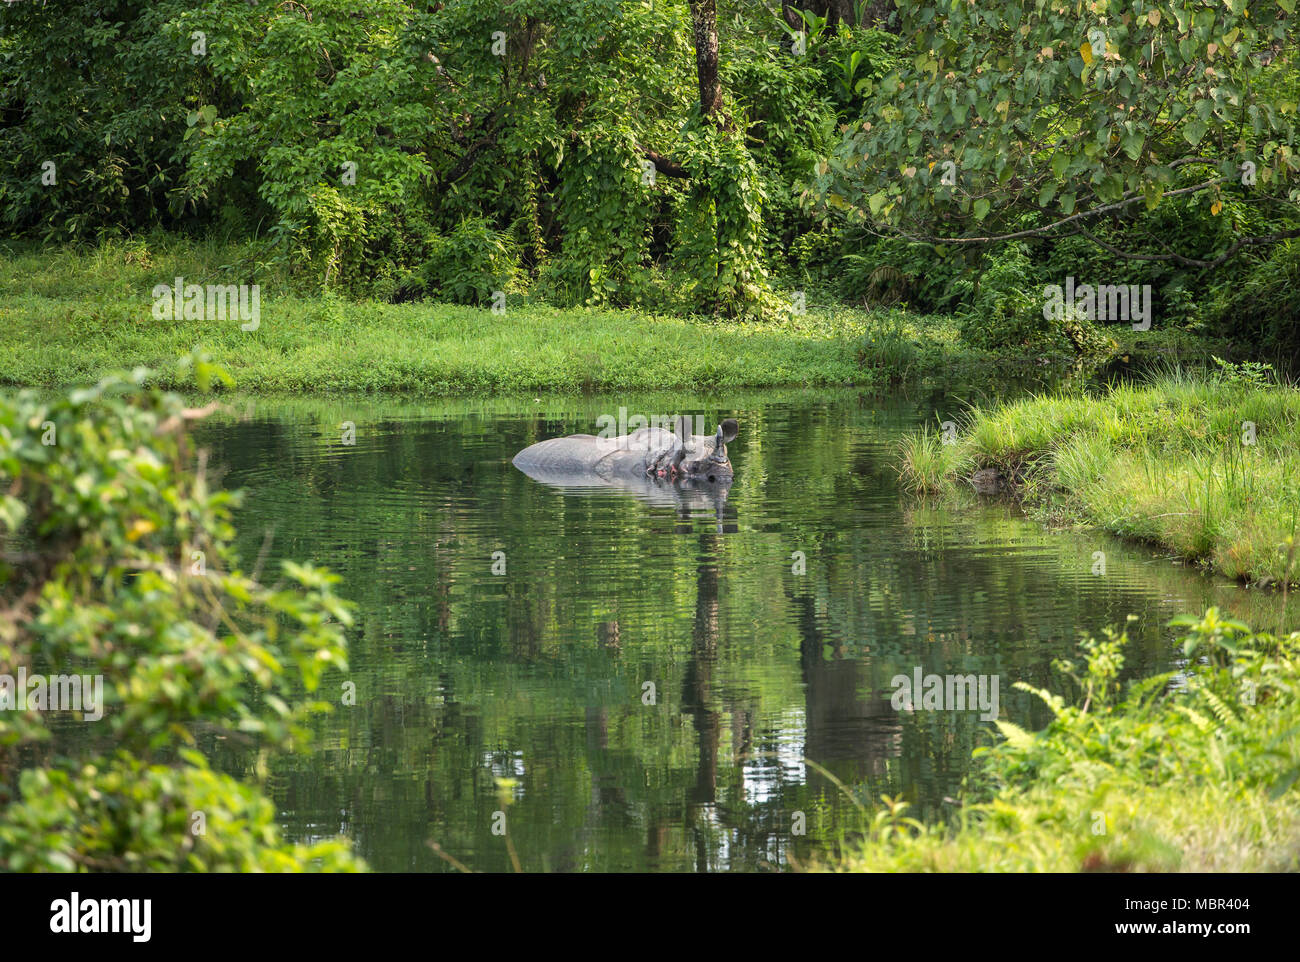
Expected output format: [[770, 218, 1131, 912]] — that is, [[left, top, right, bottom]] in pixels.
[[182, 394, 1280, 872]]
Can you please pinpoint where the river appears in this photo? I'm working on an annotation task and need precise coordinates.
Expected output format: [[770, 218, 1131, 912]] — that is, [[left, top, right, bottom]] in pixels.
[[194, 387, 1281, 871]]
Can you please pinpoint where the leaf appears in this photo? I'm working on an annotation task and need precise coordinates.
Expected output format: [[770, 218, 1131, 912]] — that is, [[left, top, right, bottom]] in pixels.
[[1210, 200, 1222, 215], [973, 198, 991, 221], [1182, 119, 1208, 146], [1080, 42, 1094, 66], [995, 720, 1036, 750], [1269, 766, 1300, 799], [1122, 131, 1145, 161], [126, 518, 157, 542], [868, 191, 887, 216]]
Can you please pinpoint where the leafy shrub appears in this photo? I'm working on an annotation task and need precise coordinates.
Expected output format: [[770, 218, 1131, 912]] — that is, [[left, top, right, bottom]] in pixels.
[[534, 132, 655, 309], [839, 237, 975, 312], [0, 358, 363, 871], [1206, 241, 1300, 375], [955, 244, 1058, 353], [1209, 355, 1279, 388], [408, 218, 519, 306], [0, 1, 208, 239], [835, 609, 1300, 872], [670, 122, 776, 317], [857, 310, 922, 377]]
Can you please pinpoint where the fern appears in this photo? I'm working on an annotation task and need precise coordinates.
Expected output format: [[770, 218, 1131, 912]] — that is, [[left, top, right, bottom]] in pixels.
[[1013, 680, 1065, 716], [1122, 672, 1178, 714], [1196, 685, 1244, 732], [995, 719, 1037, 750], [1174, 705, 1215, 734]]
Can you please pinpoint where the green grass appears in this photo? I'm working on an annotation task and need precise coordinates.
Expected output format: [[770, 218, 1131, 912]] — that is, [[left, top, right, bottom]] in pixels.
[[0, 236, 982, 395], [896, 427, 970, 496], [900, 369, 1300, 586], [826, 609, 1300, 872]]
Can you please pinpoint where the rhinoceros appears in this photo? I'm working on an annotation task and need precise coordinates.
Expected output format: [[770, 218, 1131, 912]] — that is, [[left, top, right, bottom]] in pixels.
[[513, 418, 738, 487]]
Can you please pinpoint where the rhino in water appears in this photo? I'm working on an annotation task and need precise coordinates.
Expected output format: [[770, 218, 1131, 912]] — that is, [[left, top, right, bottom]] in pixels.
[[513, 418, 738, 486]]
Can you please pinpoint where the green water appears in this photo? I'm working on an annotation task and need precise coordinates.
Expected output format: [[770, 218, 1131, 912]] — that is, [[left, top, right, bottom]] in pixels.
[[195, 388, 1280, 872]]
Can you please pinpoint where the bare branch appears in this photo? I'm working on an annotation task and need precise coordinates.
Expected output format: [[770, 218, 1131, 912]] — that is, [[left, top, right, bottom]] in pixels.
[[641, 147, 689, 179], [1077, 224, 1300, 268], [891, 175, 1228, 246]]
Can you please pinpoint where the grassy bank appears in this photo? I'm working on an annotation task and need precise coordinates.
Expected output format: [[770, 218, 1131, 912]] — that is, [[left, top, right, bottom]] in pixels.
[[900, 369, 1300, 586], [2, 236, 1222, 395], [828, 609, 1300, 872], [0, 237, 988, 394]]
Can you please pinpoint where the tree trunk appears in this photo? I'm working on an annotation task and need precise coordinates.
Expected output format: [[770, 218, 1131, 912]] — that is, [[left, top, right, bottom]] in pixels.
[[687, 1, 723, 120]]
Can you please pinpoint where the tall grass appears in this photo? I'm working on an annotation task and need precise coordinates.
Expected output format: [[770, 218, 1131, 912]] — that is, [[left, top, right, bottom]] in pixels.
[[897, 426, 970, 496], [897, 367, 1300, 585]]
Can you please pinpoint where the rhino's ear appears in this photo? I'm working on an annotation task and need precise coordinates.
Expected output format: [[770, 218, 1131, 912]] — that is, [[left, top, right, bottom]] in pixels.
[[719, 418, 739, 443]]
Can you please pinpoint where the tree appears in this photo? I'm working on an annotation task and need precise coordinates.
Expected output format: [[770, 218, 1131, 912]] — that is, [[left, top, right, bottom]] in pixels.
[[689, 0, 725, 118], [814, 0, 1299, 267]]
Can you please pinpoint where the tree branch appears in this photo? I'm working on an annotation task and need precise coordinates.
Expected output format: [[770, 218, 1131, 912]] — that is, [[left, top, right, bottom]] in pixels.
[[1077, 224, 1300, 269], [641, 147, 689, 179], [893, 175, 1228, 246]]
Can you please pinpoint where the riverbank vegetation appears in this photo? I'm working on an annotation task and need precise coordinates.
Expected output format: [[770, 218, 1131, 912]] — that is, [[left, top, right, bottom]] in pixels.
[[0, 237, 944, 393], [2, 0, 1298, 877], [2, 1, 1295, 374], [900, 365, 1300, 586], [1, 237, 1224, 394], [829, 609, 1300, 872], [0, 363, 362, 870]]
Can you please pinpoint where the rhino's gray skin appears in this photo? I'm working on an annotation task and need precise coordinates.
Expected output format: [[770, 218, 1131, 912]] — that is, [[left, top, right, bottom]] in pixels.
[[513, 420, 737, 487]]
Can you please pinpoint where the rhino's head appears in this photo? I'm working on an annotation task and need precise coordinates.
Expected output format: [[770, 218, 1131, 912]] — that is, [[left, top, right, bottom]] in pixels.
[[676, 418, 738, 483]]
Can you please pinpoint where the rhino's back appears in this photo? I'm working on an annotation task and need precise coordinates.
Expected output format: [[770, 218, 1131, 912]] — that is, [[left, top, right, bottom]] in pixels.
[[513, 434, 610, 474], [513, 428, 677, 479]]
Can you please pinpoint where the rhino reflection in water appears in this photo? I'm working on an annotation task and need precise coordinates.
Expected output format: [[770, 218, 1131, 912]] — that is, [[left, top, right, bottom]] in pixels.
[[513, 418, 738, 487]]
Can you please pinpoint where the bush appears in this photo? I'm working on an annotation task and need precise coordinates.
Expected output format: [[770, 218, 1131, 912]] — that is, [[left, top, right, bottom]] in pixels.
[[408, 218, 519, 306], [0, 1, 207, 239], [955, 244, 1057, 353], [839, 237, 975, 312], [1206, 241, 1300, 375], [0, 358, 364, 871], [833, 610, 1300, 872]]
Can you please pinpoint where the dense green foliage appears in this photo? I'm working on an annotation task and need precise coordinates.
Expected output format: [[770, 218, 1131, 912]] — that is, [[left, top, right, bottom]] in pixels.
[[0, 361, 362, 870], [817, 1, 1298, 245], [1206, 239, 1300, 368], [824, 0, 1298, 228], [811, 1, 1300, 360], [1, 0, 897, 315], [2, 1, 1296, 347]]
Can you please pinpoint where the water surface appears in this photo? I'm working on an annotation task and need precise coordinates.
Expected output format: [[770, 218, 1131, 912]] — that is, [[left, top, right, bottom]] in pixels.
[[196, 388, 1281, 871]]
